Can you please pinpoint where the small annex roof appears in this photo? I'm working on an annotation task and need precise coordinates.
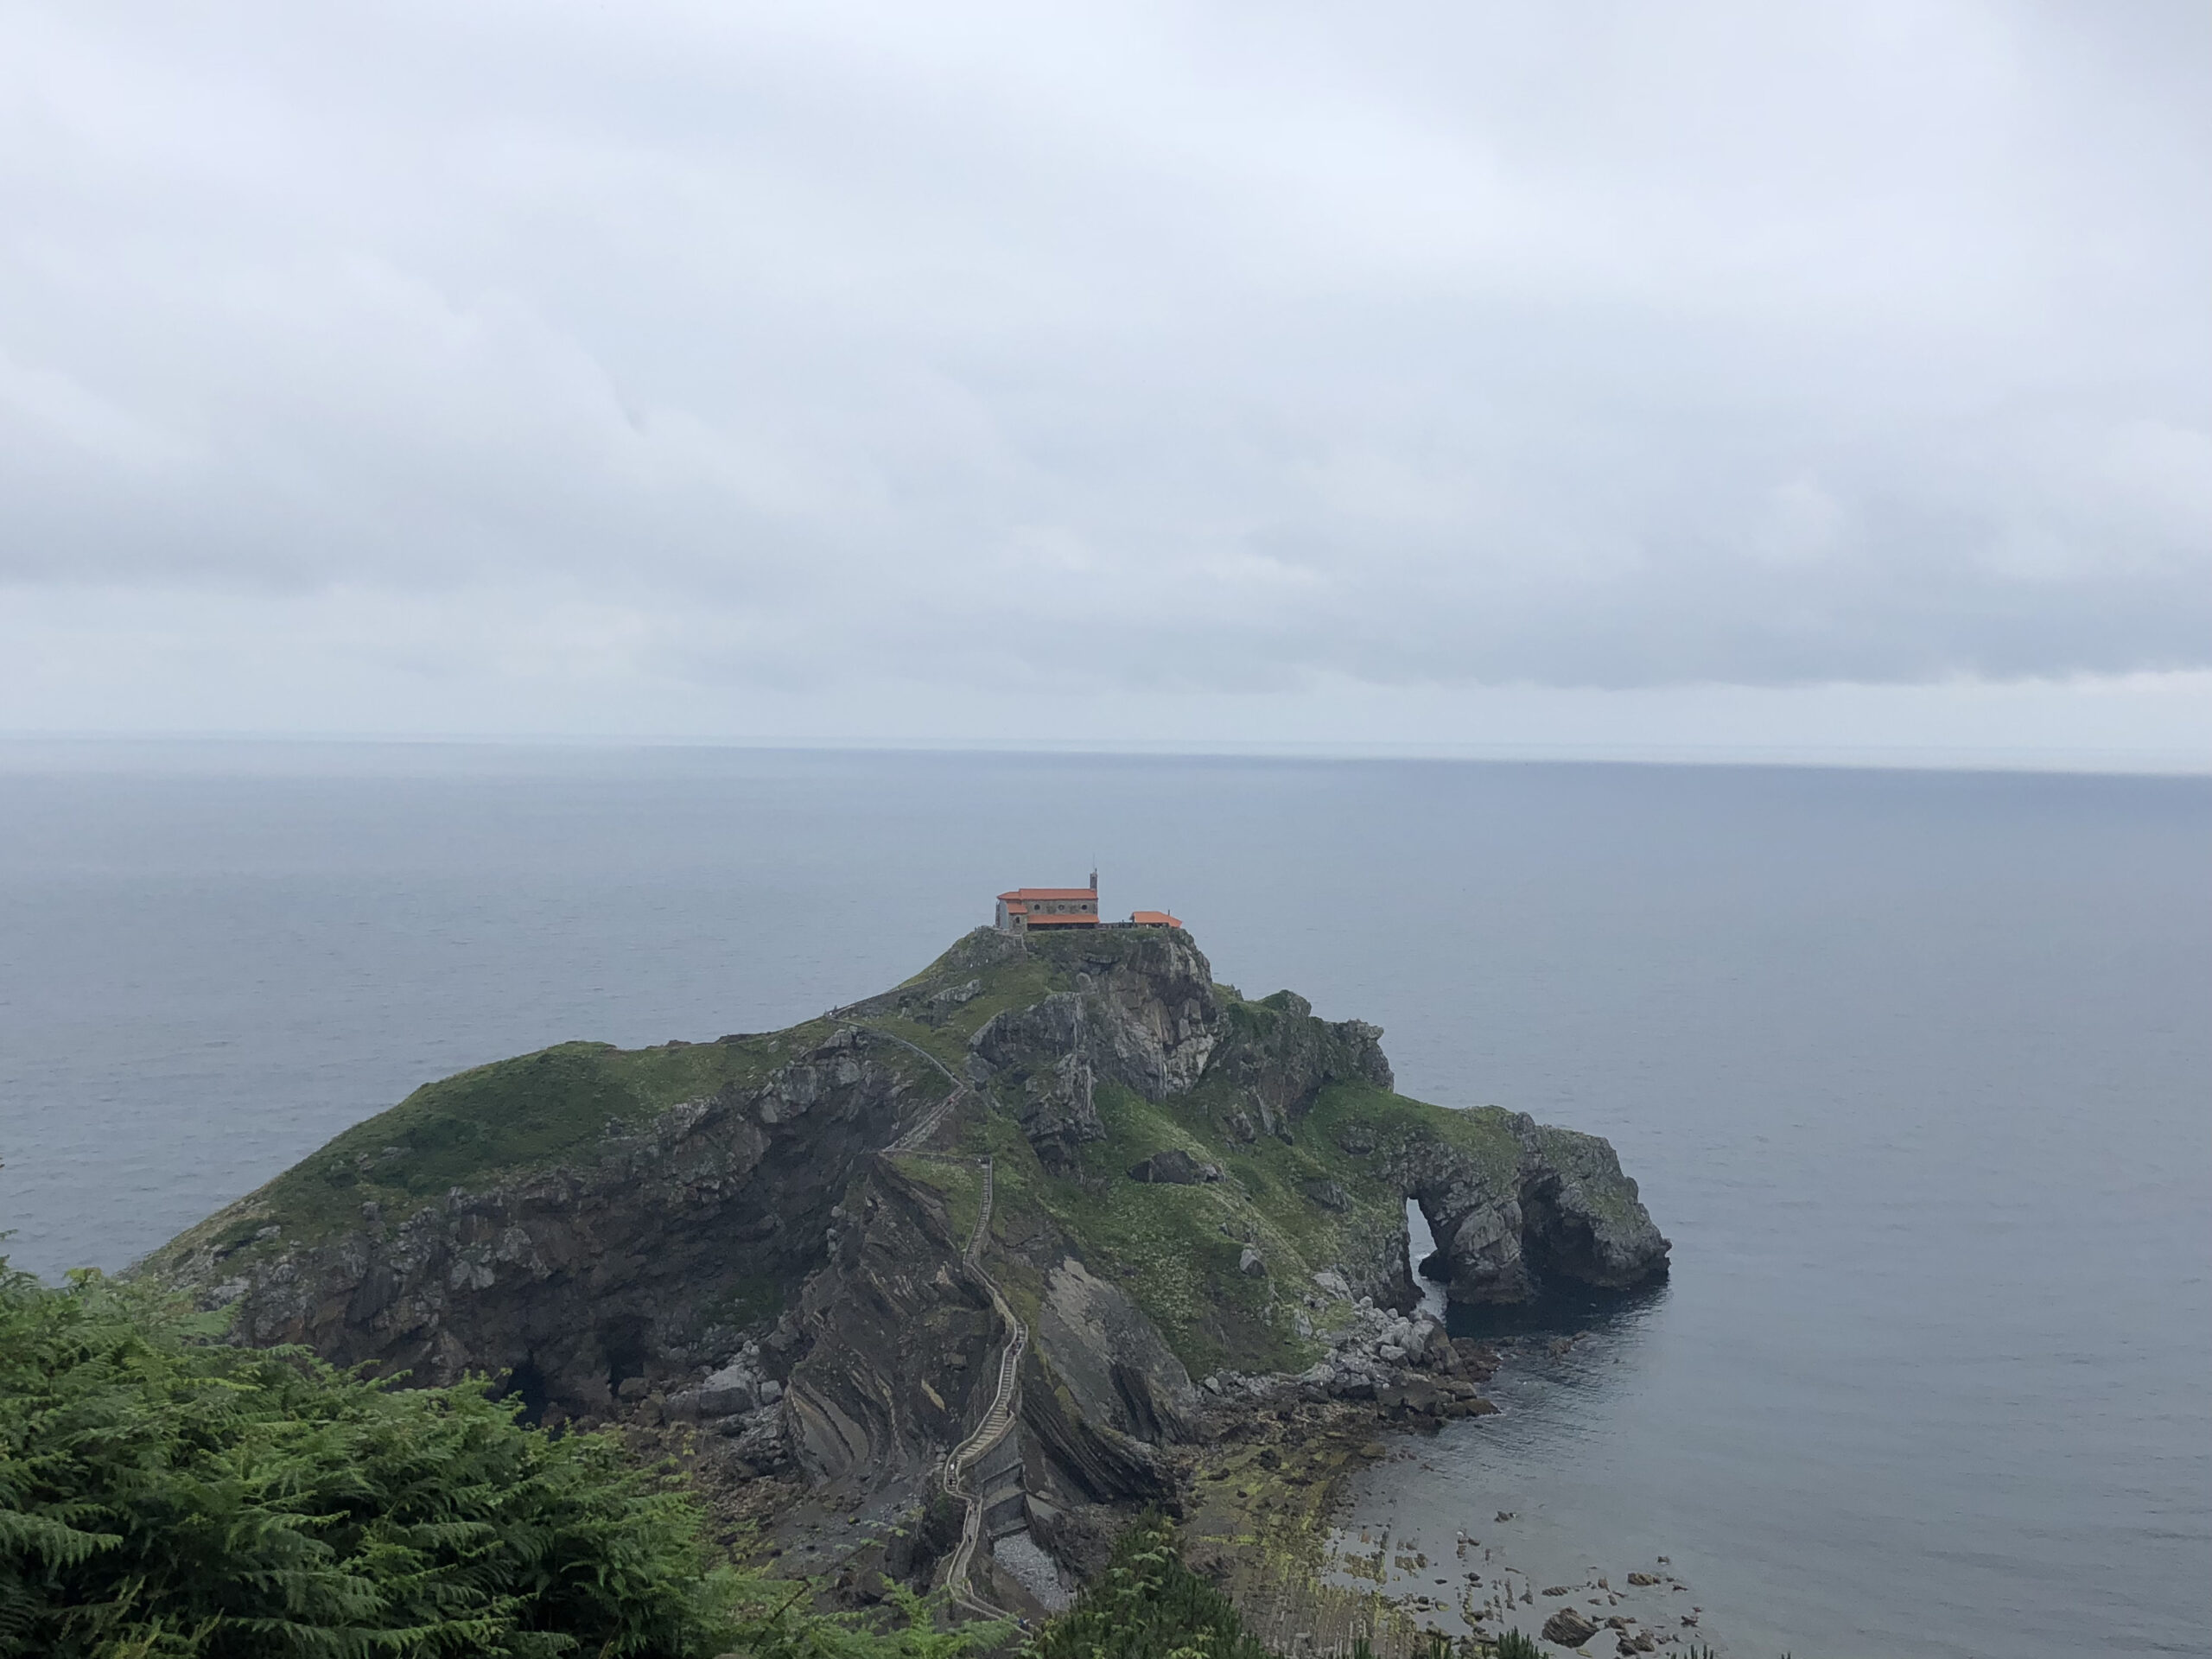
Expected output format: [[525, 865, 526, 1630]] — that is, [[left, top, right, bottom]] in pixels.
[[1128, 910, 1183, 927], [999, 887, 1098, 902]]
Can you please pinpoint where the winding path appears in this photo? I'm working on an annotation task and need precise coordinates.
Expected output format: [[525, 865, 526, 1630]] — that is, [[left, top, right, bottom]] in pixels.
[[936, 1156, 1027, 1620], [848, 1023, 1027, 1620]]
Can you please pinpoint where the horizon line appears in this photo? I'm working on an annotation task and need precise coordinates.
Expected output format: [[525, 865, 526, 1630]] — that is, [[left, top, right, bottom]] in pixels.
[[2, 729, 2205, 779]]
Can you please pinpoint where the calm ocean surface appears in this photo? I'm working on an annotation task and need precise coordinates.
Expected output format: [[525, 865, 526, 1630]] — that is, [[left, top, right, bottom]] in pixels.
[[2, 742, 2206, 1656]]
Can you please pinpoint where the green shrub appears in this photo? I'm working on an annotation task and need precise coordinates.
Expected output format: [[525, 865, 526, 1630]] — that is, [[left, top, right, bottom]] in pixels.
[[1490, 1633, 1539, 1659], [1025, 1516, 1274, 1659], [719, 1576, 1001, 1659], [0, 1262, 735, 1657]]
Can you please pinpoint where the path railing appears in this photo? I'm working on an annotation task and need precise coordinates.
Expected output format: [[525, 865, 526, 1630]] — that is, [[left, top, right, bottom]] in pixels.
[[937, 1155, 1027, 1620], [845, 1022, 1025, 1621]]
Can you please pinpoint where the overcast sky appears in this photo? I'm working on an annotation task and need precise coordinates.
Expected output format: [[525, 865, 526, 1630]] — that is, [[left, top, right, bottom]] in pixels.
[[3, 1, 2207, 764]]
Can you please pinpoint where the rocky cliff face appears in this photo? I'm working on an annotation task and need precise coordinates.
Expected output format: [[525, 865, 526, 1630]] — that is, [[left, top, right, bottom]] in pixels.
[[143, 1026, 934, 1424], [779, 1159, 999, 1489], [143, 924, 1669, 1603], [1397, 1117, 1671, 1303], [965, 929, 1224, 1169], [1207, 990, 1395, 1140]]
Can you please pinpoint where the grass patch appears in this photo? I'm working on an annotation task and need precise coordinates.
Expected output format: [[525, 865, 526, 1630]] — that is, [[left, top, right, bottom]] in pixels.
[[931, 954, 1062, 1049], [172, 1037, 785, 1256], [1022, 1082, 1315, 1377], [888, 1154, 985, 1247]]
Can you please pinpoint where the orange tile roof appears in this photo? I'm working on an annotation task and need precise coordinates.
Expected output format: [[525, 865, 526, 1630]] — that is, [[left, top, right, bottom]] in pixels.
[[1129, 910, 1183, 927], [1000, 887, 1096, 901]]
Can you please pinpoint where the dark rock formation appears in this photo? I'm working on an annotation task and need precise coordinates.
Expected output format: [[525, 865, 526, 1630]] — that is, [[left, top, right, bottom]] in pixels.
[[1127, 1150, 1218, 1185], [969, 931, 1222, 1104], [143, 1026, 931, 1420], [1017, 1052, 1102, 1175], [1033, 1257, 1198, 1441], [1205, 990, 1394, 1137], [1544, 1605, 1602, 1646], [1394, 1115, 1670, 1304], [781, 1161, 1000, 1491]]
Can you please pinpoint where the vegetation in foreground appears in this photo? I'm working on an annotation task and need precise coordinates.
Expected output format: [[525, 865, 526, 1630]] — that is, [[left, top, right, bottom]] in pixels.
[[0, 1263, 995, 1659], [1026, 1516, 1274, 1659]]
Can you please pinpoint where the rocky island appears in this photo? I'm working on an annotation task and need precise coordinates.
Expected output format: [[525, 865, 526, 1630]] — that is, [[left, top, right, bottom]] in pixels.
[[143, 925, 1668, 1630]]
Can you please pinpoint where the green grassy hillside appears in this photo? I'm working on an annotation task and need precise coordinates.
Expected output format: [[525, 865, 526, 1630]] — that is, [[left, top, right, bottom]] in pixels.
[[149, 1031, 803, 1267]]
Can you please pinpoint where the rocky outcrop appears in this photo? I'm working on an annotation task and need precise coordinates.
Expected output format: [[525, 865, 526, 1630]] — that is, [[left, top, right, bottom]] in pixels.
[[1393, 1115, 1670, 1304], [787, 1192, 1202, 1541], [780, 1161, 1001, 1493], [1127, 1149, 1219, 1185], [1017, 1052, 1103, 1175], [1301, 1178, 1352, 1211], [143, 1027, 934, 1421], [1197, 1298, 1501, 1428], [1011, 1345, 1178, 1563], [969, 931, 1223, 1107], [1033, 1257, 1199, 1446], [1205, 990, 1394, 1138], [967, 931, 1226, 1173], [970, 938, 1396, 1169], [1543, 1606, 1602, 1647]]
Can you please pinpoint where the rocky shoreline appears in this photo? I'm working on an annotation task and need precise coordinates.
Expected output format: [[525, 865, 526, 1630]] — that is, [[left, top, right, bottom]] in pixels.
[[1204, 1283, 1503, 1418], [1179, 1333, 1726, 1659]]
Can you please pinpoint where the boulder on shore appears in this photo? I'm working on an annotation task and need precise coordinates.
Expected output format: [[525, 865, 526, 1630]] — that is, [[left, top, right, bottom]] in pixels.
[[1541, 1605, 1601, 1646]]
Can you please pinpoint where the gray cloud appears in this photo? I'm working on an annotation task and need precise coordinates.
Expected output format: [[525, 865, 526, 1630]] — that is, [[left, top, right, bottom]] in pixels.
[[1, 0, 2207, 710]]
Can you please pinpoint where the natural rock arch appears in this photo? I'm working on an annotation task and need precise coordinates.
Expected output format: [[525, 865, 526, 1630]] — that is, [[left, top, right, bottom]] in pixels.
[[1386, 1115, 1671, 1306]]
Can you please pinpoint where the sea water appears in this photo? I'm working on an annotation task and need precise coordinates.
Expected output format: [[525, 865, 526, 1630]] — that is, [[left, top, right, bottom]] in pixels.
[[2, 741, 2205, 1656]]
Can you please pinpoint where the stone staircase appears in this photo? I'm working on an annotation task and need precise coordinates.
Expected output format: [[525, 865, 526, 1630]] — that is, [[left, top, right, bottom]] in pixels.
[[850, 1022, 1027, 1621], [938, 1155, 1027, 1619]]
